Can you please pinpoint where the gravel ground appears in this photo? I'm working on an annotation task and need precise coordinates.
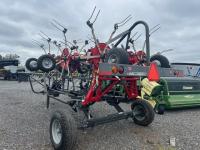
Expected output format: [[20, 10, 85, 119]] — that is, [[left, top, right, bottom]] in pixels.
[[0, 80, 200, 150]]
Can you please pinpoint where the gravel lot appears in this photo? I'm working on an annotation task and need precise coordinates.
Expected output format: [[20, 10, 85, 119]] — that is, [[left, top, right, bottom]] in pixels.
[[0, 80, 200, 150]]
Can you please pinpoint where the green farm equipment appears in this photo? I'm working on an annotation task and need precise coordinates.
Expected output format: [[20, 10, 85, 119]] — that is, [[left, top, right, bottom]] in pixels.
[[141, 77, 200, 114]]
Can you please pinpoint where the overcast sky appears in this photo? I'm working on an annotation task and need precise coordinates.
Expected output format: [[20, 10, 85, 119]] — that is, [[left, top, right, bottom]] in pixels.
[[0, 0, 200, 64]]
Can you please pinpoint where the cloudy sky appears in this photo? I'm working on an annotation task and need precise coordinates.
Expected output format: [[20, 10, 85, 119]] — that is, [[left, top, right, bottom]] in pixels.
[[0, 0, 200, 64]]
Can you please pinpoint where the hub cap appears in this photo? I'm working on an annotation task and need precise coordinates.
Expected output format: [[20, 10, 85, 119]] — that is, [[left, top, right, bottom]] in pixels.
[[133, 105, 145, 121], [30, 61, 37, 68], [52, 119, 62, 145], [42, 58, 53, 69]]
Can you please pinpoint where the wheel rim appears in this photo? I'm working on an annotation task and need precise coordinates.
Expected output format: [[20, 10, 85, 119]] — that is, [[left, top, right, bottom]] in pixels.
[[133, 105, 146, 121], [108, 54, 118, 63], [153, 60, 161, 66], [52, 119, 62, 145], [30, 61, 37, 68], [42, 58, 53, 69]]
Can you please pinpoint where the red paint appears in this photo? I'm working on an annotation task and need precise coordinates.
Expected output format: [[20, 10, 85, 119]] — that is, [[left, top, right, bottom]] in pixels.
[[81, 71, 139, 106], [88, 43, 110, 69], [128, 50, 146, 65]]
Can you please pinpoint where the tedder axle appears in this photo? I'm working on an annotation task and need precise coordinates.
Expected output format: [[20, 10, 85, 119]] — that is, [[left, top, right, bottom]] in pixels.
[[84, 111, 133, 128]]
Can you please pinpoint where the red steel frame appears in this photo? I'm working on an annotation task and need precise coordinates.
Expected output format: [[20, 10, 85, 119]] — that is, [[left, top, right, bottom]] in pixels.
[[81, 42, 143, 106], [56, 42, 152, 107], [82, 71, 139, 106]]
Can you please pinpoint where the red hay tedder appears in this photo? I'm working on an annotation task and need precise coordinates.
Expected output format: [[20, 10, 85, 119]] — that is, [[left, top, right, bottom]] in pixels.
[[24, 7, 180, 150]]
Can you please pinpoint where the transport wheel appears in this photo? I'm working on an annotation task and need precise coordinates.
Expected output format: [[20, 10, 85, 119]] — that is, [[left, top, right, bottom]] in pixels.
[[155, 104, 165, 115], [105, 48, 129, 64], [50, 110, 77, 150], [37, 54, 56, 72], [150, 54, 170, 68], [25, 58, 38, 71], [131, 99, 155, 126]]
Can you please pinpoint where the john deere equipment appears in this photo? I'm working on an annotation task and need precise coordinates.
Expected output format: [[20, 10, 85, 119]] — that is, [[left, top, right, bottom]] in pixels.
[[141, 77, 200, 114]]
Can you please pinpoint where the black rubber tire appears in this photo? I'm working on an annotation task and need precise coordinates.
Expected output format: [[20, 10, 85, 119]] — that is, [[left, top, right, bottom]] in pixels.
[[155, 105, 165, 115], [131, 99, 155, 126], [25, 58, 38, 71], [37, 54, 56, 72], [104, 48, 129, 64], [50, 110, 77, 150], [150, 54, 170, 68]]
